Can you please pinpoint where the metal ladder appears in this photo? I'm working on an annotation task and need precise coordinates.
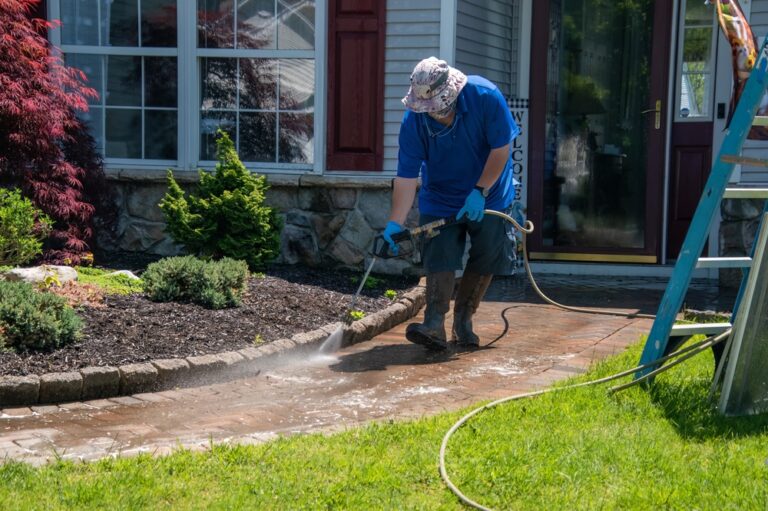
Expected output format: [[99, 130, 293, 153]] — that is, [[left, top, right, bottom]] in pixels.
[[637, 34, 768, 378]]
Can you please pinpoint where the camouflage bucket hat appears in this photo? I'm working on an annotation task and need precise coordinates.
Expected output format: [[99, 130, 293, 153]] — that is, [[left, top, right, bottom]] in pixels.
[[402, 57, 467, 113]]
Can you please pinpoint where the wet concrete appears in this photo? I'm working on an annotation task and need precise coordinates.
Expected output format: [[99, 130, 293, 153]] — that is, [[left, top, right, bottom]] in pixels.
[[0, 275, 733, 465]]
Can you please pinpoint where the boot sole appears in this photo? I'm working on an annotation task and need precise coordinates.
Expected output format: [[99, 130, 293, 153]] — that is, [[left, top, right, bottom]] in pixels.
[[405, 325, 448, 351]]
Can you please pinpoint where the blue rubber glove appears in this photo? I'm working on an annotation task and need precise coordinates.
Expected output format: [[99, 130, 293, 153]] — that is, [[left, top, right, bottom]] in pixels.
[[456, 189, 485, 222], [382, 221, 404, 255]]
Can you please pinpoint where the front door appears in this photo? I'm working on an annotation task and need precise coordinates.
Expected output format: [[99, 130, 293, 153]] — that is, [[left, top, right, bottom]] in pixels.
[[528, 0, 673, 263]]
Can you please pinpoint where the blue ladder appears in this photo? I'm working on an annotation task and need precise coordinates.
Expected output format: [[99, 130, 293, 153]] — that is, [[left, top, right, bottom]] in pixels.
[[637, 34, 768, 377]]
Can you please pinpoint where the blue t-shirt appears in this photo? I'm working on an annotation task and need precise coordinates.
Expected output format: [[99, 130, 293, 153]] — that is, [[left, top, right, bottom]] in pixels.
[[397, 75, 521, 217]]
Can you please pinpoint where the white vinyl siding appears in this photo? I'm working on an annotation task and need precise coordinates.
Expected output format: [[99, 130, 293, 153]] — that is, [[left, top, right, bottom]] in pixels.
[[455, 0, 517, 98], [383, 0, 441, 171], [739, 0, 768, 184]]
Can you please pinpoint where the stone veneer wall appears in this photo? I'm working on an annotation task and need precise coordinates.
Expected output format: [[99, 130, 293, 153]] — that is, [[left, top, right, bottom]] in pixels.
[[719, 198, 764, 287], [99, 170, 422, 276]]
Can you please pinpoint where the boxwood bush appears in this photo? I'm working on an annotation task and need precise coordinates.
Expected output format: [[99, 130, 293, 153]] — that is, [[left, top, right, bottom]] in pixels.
[[0, 188, 52, 266], [0, 280, 83, 351], [142, 256, 249, 309]]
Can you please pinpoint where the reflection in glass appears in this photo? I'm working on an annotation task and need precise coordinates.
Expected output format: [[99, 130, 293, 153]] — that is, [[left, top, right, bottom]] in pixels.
[[543, 0, 652, 249], [201, 58, 237, 109], [240, 59, 278, 110], [279, 113, 313, 163], [240, 112, 277, 162], [679, 1, 714, 119], [198, 0, 235, 48], [141, 0, 177, 47], [279, 59, 315, 110], [78, 107, 105, 154], [145, 57, 178, 107], [106, 108, 141, 158], [103, 0, 139, 46], [200, 111, 236, 160], [65, 53, 103, 106], [237, 0, 276, 49], [145, 110, 177, 159], [277, 0, 315, 49], [61, 0, 100, 45], [106, 55, 141, 106]]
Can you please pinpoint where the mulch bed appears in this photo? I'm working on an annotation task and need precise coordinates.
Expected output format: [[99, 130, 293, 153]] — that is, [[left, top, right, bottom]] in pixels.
[[0, 264, 419, 377]]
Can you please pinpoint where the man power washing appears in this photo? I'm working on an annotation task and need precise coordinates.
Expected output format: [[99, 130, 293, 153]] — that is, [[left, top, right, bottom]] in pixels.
[[383, 57, 521, 351]]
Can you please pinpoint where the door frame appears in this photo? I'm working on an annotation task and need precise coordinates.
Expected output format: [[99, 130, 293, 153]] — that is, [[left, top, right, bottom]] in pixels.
[[527, 0, 675, 263]]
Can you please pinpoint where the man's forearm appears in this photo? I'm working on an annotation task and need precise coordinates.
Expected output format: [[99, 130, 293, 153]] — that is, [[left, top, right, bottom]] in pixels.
[[475, 144, 510, 190], [388, 177, 418, 225]]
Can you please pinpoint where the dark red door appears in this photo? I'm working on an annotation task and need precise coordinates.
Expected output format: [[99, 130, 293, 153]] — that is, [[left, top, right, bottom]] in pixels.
[[326, 0, 385, 171]]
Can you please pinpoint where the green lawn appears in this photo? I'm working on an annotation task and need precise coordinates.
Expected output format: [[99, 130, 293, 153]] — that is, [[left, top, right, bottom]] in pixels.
[[1, 341, 766, 510]]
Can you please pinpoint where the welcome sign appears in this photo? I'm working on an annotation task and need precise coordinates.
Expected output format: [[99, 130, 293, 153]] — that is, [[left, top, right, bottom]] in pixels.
[[508, 98, 529, 268]]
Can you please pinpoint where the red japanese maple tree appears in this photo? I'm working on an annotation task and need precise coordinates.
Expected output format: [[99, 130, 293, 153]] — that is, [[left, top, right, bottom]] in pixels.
[[0, 0, 109, 265]]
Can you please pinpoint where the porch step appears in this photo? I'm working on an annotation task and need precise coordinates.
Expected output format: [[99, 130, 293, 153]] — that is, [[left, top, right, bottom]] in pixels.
[[670, 323, 732, 337], [696, 257, 752, 269]]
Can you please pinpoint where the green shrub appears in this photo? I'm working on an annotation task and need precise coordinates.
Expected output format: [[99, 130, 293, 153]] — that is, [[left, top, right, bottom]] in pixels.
[[142, 256, 249, 309], [159, 132, 282, 270], [0, 188, 52, 266], [0, 280, 82, 351]]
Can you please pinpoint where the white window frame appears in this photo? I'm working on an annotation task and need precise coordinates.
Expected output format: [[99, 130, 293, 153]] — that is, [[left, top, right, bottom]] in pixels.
[[49, 1, 326, 175]]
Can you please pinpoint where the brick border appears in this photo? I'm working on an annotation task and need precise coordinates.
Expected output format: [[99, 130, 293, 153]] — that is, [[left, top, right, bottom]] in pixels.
[[0, 287, 425, 407]]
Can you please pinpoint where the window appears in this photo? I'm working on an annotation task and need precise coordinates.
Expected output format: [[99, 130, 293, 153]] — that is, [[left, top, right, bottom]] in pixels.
[[675, 0, 717, 121], [54, 0, 318, 170]]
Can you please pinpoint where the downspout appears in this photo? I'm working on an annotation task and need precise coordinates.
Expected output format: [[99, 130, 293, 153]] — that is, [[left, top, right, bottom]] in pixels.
[[440, 0, 457, 63]]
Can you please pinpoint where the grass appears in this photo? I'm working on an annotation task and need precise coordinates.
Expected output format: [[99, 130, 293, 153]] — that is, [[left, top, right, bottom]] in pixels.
[[75, 266, 143, 295], [0, 341, 766, 510]]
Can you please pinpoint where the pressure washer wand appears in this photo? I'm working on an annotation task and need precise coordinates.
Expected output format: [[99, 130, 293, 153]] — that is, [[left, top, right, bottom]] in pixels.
[[343, 216, 459, 324]]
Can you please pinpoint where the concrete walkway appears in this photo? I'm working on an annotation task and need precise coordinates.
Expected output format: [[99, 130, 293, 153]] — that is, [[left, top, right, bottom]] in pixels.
[[0, 275, 733, 465]]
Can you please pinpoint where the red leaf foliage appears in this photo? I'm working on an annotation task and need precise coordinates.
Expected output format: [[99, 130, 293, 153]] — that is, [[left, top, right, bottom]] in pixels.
[[0, 0, 112, 266]]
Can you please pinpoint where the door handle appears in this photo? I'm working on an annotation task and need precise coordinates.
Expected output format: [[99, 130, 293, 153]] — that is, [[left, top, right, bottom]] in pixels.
[[641, 100, 662, 130]]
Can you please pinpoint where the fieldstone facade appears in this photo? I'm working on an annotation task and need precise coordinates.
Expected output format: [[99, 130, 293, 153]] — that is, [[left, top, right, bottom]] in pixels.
[[99, 170, 422, 275], [719, 198, 764, 287]]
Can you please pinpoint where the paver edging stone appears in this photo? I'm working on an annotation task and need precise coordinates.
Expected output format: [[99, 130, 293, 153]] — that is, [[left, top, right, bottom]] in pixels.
[[0, 286, 426, 408]]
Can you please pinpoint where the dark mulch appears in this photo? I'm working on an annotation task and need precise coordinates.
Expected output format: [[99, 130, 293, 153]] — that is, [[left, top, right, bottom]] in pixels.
[[0, 264, 419, 377]]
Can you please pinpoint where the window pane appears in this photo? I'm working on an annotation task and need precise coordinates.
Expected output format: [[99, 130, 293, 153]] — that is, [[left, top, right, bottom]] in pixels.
[[106, 55, 141, 106], [145, 110, 177, 159], [277, 0, 314, 49], [201, 58, 236, 109], [141, 0, 177, 47], [685, 1, 712, 23], [145, 57, 177, 107], [103, 0, 139, 46], [240, 59, 277, 110], [105, 108, 141, 158], [279, 113, 313, 163], [279, 59, 314, 110], [61, 0, 100, 45], [78, 107, 105, 154], [200, 111, 236, 160], [237, 0, 276, 49], [65, 53, 104, 106], [198, 0, 234, 48], [240, 112, 276, 162], [683, 27, 713, 69]]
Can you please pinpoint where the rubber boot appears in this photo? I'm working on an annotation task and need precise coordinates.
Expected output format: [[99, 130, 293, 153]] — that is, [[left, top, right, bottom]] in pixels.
[[452, 272, 493, 347], [405, 272, 454, 351]]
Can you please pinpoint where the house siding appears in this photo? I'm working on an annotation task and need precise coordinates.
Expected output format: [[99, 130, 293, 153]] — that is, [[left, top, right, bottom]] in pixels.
[[740, 0, 768, 184], [455, 0, 517, 98], [383, 0, 442, 172]]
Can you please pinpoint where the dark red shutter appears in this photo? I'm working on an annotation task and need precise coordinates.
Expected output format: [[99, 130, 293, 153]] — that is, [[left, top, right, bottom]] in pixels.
[[326, 0, 385, 171]]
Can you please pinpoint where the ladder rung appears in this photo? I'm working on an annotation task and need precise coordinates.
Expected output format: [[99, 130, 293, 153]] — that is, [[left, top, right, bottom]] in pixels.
[[753, 116, 768, 126], [696, 257, 752, 269], [721, 154, 768, 167], [723, 188, 768, 199], [671, 323, 732, 337]]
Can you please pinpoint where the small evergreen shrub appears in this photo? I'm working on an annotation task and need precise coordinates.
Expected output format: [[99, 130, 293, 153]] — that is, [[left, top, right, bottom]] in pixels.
[[0, 280, 83, 351], [0, 188, 52, 266], [142, 256, 249, 309], [159, 132, 282, 270]]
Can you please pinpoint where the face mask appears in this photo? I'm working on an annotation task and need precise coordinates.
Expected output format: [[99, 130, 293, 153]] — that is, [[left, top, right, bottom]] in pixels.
[[428, 102, 455, 121]]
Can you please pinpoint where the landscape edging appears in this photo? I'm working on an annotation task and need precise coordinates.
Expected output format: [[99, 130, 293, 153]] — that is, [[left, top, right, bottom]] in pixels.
[[0, 286, 426, 409]]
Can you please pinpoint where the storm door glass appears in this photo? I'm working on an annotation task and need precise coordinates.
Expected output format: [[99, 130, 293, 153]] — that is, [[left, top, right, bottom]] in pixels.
[[543, 0, 654, 249]]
